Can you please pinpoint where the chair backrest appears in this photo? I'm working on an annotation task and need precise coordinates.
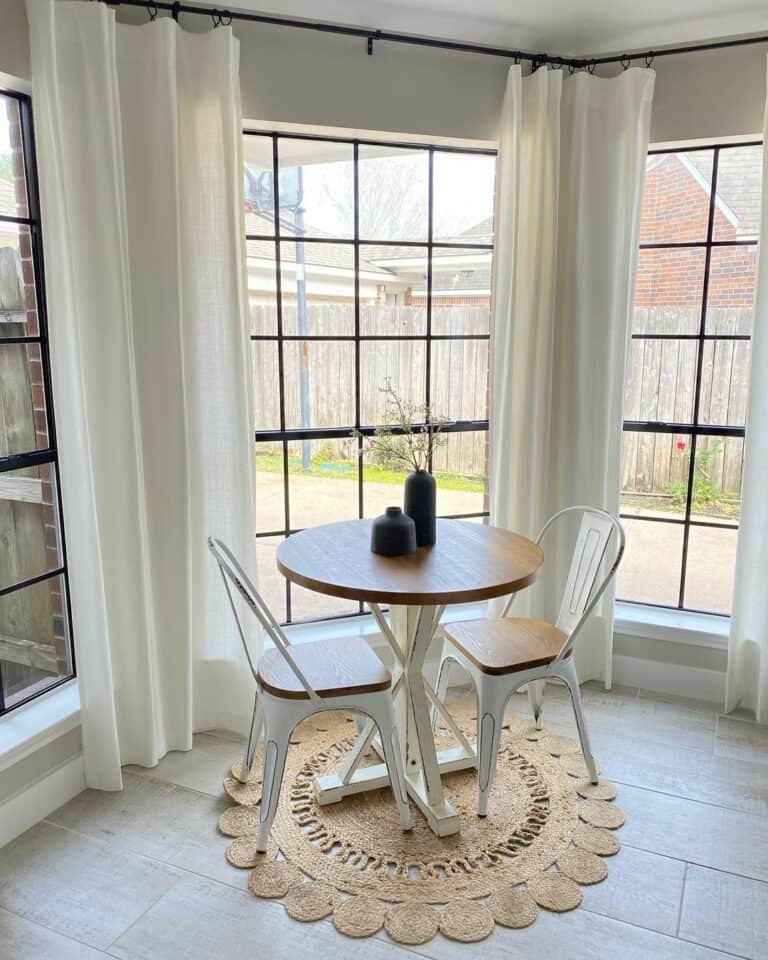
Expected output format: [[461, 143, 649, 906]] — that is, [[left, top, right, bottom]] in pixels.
[[532, 506, 625, 659], [207, 537, 321, 704]]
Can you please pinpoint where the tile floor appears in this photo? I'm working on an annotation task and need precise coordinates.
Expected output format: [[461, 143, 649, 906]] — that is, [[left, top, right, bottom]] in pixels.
[[2, 681, 768, 960]]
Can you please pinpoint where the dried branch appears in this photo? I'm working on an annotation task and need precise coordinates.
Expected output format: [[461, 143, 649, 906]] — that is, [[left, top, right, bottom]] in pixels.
[[354, 379, 450, 473]]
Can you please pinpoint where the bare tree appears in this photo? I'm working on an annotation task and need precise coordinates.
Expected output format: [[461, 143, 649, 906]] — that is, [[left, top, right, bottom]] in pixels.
[[321, 154, 429, 240]]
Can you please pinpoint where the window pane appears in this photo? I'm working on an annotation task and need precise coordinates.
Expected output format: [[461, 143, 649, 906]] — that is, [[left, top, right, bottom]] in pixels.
[[433, 152, 495, 243], [278, 139, 354, 239], [289, 582, 358, 623], [247, 240, 277, 336], [361, 434, 488, 520], [430, 339, 489, 422], [283, 340, 355, 429], [706, 246, 757, 334], [251, 340, 280, 431], [698, 340, 751, 427], [616, 519, 683, 607], [0, 223, 39, 337], [363, 462, 406, 519], [431, 248, 492, 333], [689, 436, 743, 525], [684, 525, 737, 614], [0, 95, 28, 219], [624, 339, 697, 423], [620, 431, 689, 521], [287, 437, 358, 529], [360, 340, 426, 425], [0, 343, 48, 454], [280, 241, 354, 336], [1, 573, 71, 710], [358, 146, 428, 242], [255, 535, 285, 624], [254, 442, 285, 534], [360, 245, 428, 336], [434, 431, 487, 517], [640, 150, 713, 244], [0, 462, 63, 591], [632, 248, 705, 335], [244, 134, 274, 236], [713, 144, 762, 242]]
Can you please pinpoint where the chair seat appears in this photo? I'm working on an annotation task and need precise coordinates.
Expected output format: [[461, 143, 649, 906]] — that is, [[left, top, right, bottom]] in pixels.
[[257, 635, 391, 700], [444, 617, 569, 675]]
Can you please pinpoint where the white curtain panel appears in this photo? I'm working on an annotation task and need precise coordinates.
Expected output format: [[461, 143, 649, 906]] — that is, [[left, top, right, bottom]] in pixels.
[[26, 0, 258, 789], [490, 65, 654, 685], [725, 57, 768, 724]]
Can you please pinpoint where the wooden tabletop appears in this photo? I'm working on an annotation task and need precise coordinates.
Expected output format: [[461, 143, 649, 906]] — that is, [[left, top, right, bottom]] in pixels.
[[276, 518, 543, 606]]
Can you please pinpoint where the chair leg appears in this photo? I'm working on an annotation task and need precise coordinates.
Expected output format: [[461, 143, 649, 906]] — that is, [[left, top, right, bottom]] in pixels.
[[257, 723, 291, 852], [371, 700, 412, 831], [237, 693, 264, 784], [476, 679, 506, 817], [559, 658, 599, 785], [527, 678, 545, 730]]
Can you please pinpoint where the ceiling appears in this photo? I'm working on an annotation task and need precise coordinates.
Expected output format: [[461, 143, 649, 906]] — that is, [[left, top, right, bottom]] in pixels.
[[234, 0, 768, 56]]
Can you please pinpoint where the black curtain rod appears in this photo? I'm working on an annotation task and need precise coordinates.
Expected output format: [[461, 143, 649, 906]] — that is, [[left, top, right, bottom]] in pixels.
[[105, 0, 768, 69]]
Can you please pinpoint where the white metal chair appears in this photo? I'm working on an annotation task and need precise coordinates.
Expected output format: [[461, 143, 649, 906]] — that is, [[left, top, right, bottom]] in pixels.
[[208, 537, 412, 851], [432, 506, 625, 816]]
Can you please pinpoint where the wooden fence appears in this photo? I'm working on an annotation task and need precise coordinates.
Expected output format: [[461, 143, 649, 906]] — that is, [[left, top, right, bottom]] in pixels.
[[254, 303, 750, 496], [252, 303, 490, 477], [622, 307, 750, 496]]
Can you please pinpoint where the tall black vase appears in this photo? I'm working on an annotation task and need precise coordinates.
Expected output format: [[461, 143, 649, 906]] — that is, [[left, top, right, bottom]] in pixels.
[[404, 469, 436, 546]]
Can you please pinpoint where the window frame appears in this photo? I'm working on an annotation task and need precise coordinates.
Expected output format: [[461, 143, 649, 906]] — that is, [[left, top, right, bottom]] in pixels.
[[619, 137, 762, 618], [0, 85, 76, 716], [245, 128, 496, 625]]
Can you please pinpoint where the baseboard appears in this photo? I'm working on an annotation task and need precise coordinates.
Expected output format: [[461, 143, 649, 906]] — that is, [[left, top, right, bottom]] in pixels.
[[0, 752, 85, 848], [423, 650, 726, 706], [612, 653, 725, 705]]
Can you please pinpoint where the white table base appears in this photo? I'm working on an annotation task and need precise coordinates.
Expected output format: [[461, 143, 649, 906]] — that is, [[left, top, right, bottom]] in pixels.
[[313, 603, 477, 837]]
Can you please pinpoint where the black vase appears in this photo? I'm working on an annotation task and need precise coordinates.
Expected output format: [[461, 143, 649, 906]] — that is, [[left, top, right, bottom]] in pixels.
[[404, 469, 436, 546], [370, 506, 417, 557]]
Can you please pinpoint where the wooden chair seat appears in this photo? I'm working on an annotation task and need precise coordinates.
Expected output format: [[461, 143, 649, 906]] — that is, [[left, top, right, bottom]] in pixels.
[[257, 635, 391, 700], [443, 617, 569, 675]]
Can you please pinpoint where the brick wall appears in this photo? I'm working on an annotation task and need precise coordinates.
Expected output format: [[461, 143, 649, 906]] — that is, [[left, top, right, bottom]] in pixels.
[[6, 97, 68, 674], [635, 154, 756, 310]]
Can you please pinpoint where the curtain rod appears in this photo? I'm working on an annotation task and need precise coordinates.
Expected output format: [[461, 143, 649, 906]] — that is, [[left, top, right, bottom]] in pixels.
[[104, 0, 768, 69]]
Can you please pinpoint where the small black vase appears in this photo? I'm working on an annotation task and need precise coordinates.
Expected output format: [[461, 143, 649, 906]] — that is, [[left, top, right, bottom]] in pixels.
[[404, 469, 436, 546], [370, 506, 417, 557]]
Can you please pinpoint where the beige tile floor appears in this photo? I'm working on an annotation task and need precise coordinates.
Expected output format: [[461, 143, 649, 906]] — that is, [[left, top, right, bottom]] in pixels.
[[2, 681, 768, 959]]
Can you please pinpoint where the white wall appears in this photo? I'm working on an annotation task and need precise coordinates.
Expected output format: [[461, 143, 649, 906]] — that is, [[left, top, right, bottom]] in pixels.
[[1, 2, 765, 142], [0, 0, 30, 83]]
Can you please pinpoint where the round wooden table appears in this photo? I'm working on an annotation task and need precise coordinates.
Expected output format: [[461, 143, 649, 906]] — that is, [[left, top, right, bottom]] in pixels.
[[277, 518, 543, 837]]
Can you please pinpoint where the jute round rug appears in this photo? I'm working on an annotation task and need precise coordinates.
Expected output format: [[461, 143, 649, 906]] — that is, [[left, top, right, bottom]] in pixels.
[[217, 694, 623, 944]]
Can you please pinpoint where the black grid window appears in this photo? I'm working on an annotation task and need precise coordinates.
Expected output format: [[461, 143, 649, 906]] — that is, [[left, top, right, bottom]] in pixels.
[[618, 141, 762, 615], [245, 132, 496, 624], [0, 90, 74, 714]]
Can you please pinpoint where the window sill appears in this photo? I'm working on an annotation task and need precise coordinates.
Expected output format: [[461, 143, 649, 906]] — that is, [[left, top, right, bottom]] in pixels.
[[0, 680, 81, 772], [614, 601, 729, 650], [280, 601, 489, 649], [278, 600, 729, 656]]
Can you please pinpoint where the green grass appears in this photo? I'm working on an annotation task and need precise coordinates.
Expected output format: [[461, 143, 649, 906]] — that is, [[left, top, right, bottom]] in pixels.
[[255, 452, 485, 494]]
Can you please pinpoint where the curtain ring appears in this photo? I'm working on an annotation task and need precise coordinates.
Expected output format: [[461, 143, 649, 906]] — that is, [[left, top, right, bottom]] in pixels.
[[220, 10, 232, 25], [147, 3, 157, 20], [171, 1, 180, 22], [587, 60, 596, 74], [514, 54, 520, 65], [645, 52, 655, 68], [568, 63, 576, 75], [211, 9, 221, 27], [621, 56, 631, 70]]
